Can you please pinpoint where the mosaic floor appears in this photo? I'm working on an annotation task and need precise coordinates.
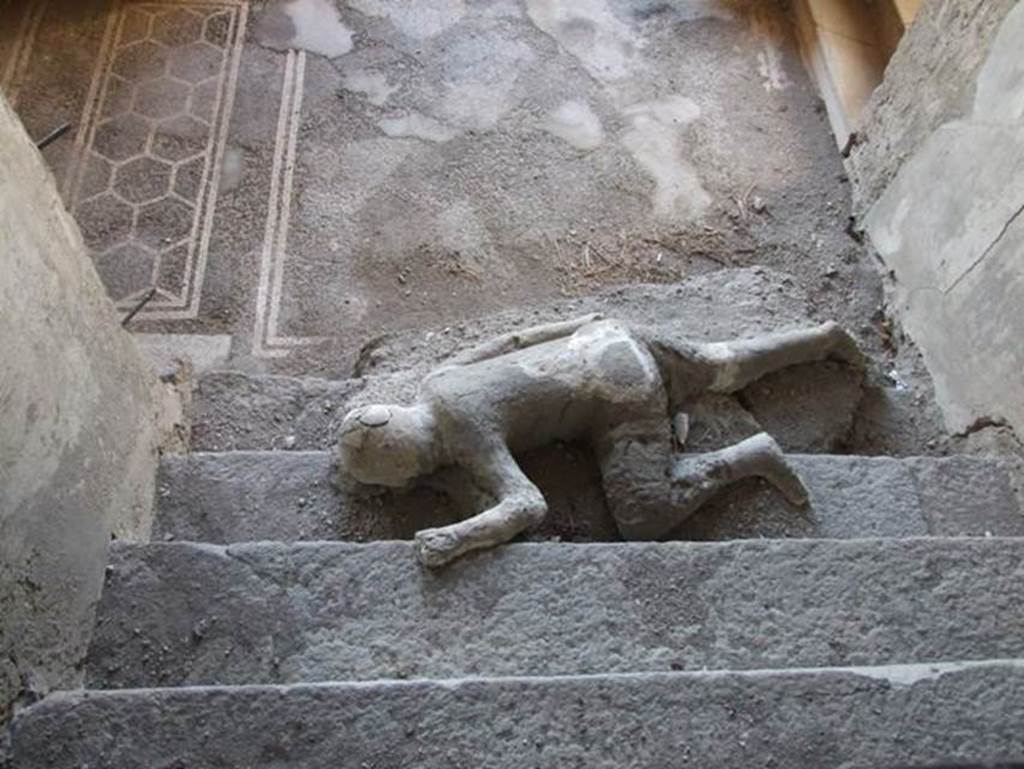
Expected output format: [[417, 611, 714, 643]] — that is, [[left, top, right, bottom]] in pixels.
[[2, 0, 859, 375]]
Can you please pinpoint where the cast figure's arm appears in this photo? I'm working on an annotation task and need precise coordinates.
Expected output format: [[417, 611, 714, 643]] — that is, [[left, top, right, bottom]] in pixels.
[[414, 442, 547, 567], [442, 313, 603, 367]]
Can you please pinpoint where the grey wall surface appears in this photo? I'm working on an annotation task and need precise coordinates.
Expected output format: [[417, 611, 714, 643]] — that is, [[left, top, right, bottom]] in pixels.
[[848, 0, 1018, 217], [0, 94, 162, 724], [850, 0, 1024, 435]]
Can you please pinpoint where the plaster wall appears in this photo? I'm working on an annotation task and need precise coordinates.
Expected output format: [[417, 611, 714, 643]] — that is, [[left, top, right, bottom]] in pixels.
[[848, 0, 1016, 217], [851, 0, 1024, 435], [0, 94, 161, 723]]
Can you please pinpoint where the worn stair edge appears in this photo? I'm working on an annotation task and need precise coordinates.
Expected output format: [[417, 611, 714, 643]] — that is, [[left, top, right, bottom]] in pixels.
[[17, 660, 1024, 768], [154, 451, 1024, 543], [86, 538, 1024, 689]]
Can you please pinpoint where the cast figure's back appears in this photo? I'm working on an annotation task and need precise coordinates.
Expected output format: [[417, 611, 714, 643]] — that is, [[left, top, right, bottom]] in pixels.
[[418, 319, 666, 453]]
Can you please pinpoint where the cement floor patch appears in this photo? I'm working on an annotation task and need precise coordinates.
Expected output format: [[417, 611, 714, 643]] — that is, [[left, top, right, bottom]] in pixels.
[[3, 0, 868, 376]]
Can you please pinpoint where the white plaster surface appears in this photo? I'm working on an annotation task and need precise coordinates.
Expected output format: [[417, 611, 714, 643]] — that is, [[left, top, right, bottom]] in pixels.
[[379, 112, 457, 143], [543, 100, 604, 150], [440, 79, 518, 131], [751, 8, 792, 92], [973, 3, 1024, 124], [348, 0, 466, 40], [342, 69, 397, 106], [281, 0, 354, 58], [525, 0, 641, 82], [620, 96, 710, 221]]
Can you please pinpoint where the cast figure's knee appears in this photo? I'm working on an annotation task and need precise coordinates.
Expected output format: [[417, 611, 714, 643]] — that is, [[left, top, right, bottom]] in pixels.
[[608, 481, 686, 541], [515, 489, 549, 528]]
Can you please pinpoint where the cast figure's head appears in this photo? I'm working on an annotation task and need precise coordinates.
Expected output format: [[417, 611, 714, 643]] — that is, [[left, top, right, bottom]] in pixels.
[[337, 403, 439, 488]]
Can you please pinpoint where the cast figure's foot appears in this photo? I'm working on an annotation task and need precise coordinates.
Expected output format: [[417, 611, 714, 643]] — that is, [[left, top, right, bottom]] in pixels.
[[822, 321, 866, 370], [751, 432, 810, 506], [414, 526, 463, 568]]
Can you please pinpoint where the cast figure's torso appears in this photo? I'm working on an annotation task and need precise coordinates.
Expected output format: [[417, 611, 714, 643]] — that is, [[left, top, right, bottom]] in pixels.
[[419, 320, 667, 456]]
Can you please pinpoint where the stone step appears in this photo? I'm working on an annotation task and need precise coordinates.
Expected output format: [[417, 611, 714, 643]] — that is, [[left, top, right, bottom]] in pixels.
[[187, 370, 375, 453], [156, 446, 613, 543], [86, 538, 1024, 689], [154, 451, 1024, 543], [15, 660, 1024, 768], [189, 362, 868, 455], [188, 268, 874, 454]]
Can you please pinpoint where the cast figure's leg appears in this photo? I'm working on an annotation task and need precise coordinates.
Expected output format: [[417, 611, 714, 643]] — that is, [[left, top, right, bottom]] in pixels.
[[594, 415, 684, 541], [700, 321, 864, 393], [669, 431, 807, 514], [642, 321, 864, 406], [597, 423, 808, 541]]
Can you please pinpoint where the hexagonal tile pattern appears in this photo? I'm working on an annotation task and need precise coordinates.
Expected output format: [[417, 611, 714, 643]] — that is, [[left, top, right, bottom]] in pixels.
[[170, 41, 223, 84], [204, 12, 231, 46], [70, 1, 244, 309], [114, 156, 172, 204], [157, 242, 190, 297], [152, 8, 203, 47], [77, 194, 134, 251], [189, 78, 219, 123], [94, 242, 158, 300], [78, 155, 114, 202], [153, 115, 208, 161], [112, 40, 168, 81], [93, 113, 150, 162], [133, 76, 190, 120], [174, 156, 205, 201], [137, 198, 195, 249], [100, 75, 136, 120], [120, 8, 154, 45]]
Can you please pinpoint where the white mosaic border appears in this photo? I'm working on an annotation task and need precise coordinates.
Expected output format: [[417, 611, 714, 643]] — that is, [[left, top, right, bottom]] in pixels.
[[253, 48, 324, 358], [0, 0, 48, 107]]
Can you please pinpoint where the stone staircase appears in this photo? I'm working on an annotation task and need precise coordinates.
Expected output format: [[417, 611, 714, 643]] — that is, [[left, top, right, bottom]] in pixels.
[[10, 377, 1024, 765], [10, 277, 1024, 766], [13, 659, 1024, 767]]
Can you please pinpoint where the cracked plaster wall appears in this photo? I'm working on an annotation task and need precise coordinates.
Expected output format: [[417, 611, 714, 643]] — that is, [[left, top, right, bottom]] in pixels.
[[852, 0, 1024, 434], [0, 94, 162, 725]]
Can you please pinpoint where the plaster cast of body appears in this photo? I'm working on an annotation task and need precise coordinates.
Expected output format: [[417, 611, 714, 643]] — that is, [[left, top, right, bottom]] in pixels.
[[338, 316, 864, 566]]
